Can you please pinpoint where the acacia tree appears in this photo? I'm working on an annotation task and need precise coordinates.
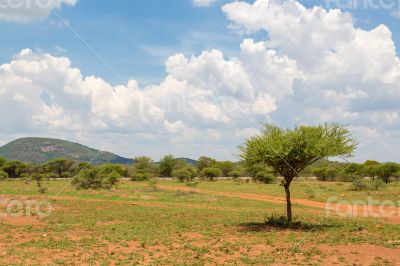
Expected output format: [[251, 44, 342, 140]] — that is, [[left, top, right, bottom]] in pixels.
[[376, 162, 399, 184], [159, 155, 177, 177], [240, 123, 357, 221], [44, 158, 75, 178]]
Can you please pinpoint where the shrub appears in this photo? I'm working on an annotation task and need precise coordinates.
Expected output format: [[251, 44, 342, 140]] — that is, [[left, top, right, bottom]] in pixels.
[[131, 172, 152, 181], [256, 171, 276, 184], [0, 171, 8, 180], [2, 161, 26, 178], [351, 178, 368, 191], [146, 179, 159, 191], [72, 169, 103, 190], [31, 173, 47, 194], [202, 167, 222, 181], [186, 181, 199, 187], [369, 179, 386, 191], [99, 163, 127, 177], [228, 170, 241, 179], [172, 169, 191, 182], [102, 171, 121, 189]]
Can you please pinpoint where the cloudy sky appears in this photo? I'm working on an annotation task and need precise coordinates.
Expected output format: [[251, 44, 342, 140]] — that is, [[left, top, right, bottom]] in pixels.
[[1, 0, 400, 162]]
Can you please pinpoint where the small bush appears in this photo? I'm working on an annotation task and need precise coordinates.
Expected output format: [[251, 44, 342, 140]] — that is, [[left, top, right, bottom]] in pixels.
[[369, 179, 386, 191], [185, 181, 199, 187], [265, 214, 294, 228], [351, 178, 368, 191], [256, 171, 276, 184], [38, 187, 47, 194], [72, 169, 100, 190], [0, 171, 8, 180], [172, 169, 192, 182], [202, 167, 222, 181], [228, 170, 241, 179], [102, 171, 121, 189], [131, 172, 152, 181]]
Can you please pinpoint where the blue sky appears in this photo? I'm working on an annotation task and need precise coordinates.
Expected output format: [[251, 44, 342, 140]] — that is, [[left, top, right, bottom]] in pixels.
[[0, 0, 241, 84], [1, 0, 399, 84], [1, 0, 400, 162]]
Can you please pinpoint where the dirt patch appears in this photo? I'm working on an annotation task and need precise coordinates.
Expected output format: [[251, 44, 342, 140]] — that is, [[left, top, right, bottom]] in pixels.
[[182, 232, 204, 239], [0, 216, 44, 226], [317, 243, 400, 265]]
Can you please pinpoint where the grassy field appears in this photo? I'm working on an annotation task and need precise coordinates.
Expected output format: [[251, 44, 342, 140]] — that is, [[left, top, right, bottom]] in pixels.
[[0, 179, 399, 265]]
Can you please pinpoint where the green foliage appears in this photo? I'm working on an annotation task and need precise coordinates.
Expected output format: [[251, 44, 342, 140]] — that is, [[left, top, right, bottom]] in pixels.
[[102, 171, 120, 189], [159, 155, 178, 177], [344, 163, 365, 180], [131, 172, 152, 181], [173, 166, 197, 182], [185, 181, 199, 187], [312, 166, 339, 181], [265, 214, 294, 228], [72, 168, 119, 190], [0, 157, 6, 168], [369, 179, 386, 191], [0, 171, 8, 180], [31, 173, 47, 194], [131, 156, 155, 181], [228, 170, 241, 179], [172, 168, 192, 182], [72, 169, 102, 190], [364, 160, 380, 167], [196, 156, 216, 172], [215, 161, 235, 177], [25, 163, 43, 175], [175, 160, 190, 170], [2, 160, 26, 178], [74, 162, 93, 175], [242, 162, 269, 179], [351, 178, 368, 191], [255, 171, 276, 184], [312, 167, 328, 181], [44, 158, 75, 178], [133, 157, 155, 172], [375, 162, 400, 184], [240, 123, 357, 183], [202, 167, 222, 181], [98, 163, 127, 177]]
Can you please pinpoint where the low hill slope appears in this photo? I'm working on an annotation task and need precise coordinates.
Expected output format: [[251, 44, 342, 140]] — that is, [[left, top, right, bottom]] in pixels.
[[0, 137, 133, 164]]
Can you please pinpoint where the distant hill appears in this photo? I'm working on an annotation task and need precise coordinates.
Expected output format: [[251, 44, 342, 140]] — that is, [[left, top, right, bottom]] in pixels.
[[176, 157, 197, 166], [0, 138, 134, 165]]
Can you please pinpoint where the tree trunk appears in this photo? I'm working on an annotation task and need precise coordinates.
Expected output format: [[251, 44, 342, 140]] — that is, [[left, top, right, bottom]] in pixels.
[[284, 184, 292, 222]]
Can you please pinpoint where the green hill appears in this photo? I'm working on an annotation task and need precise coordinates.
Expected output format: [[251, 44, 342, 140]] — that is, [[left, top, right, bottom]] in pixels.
[[176, 157, 197, 166], [0, 137, 134, 164]]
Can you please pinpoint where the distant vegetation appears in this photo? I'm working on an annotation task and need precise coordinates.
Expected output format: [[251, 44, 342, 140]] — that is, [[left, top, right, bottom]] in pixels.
[[1, 129, 399, 202]]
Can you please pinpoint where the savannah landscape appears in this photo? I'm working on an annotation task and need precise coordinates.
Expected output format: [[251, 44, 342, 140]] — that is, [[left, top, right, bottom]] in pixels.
[[0, 126, 400, 265], [1, 0, 400, 265]]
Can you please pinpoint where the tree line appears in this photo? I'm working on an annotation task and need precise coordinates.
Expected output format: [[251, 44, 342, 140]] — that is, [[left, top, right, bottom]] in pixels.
[[305, 160, 400, 184], [0, 155, 399, 188]]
